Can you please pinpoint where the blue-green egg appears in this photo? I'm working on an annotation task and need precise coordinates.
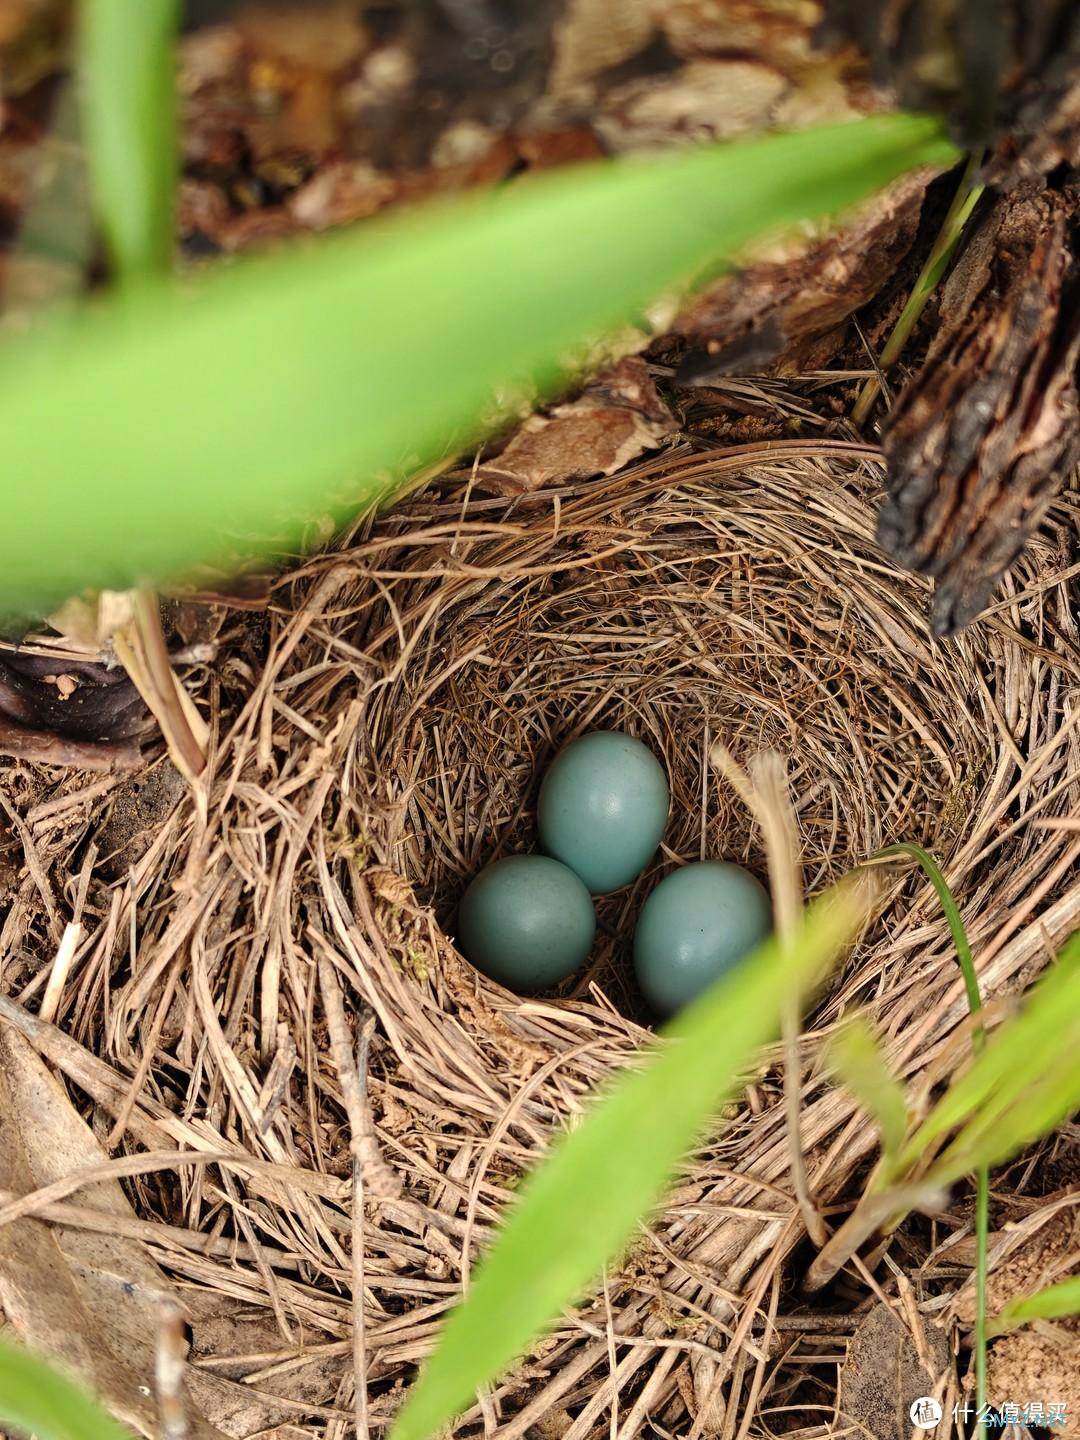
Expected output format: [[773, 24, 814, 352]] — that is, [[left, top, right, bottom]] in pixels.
[[634, 861, 772, 1016], [456, 855, 596, 991], [537, 730, 669, 894]]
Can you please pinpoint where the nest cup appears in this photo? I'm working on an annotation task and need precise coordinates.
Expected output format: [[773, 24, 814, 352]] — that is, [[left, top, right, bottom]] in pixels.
[[359, 447, 1022, 1012], [19, 444, 1079, 1438]]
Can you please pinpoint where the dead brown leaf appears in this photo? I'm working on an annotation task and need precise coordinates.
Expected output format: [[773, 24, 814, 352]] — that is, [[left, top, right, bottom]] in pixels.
[[0, 1026, 316, 1438], [0, 1027, 226, 1437], [839, 1302, 951, 1440], [471, 356, 676, 495], [288, 159, 397, 230]]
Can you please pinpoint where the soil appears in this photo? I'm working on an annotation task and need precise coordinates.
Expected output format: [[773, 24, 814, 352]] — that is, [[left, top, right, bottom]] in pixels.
[[93, 763, 188, 881]]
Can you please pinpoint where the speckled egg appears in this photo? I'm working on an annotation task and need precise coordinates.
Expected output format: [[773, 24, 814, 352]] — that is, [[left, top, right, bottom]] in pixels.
[[633, 861, 772, 1016], [456, 854, 596, 991], [537, 731, 669, 894]]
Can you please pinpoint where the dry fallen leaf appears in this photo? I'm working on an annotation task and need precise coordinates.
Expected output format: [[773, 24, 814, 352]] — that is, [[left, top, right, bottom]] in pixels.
[[0, 1027, 224, 1438], [0, 1026, 313, 1437], [471, 356, 676, 495], [839, 1302, 951, 1440]]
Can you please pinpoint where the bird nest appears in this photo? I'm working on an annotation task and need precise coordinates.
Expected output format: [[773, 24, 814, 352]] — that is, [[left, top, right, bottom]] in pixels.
[[3, 442, 1080, 1438]]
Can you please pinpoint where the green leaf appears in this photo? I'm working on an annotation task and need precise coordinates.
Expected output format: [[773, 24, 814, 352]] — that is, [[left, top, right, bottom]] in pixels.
[[0, 114, 956, 617], [390, 882, 866, 1440], [827, 1017, 907, 1168], [989, 1275, 1080, 1336], [933, 1049, 1080, 1187], [894, 931, 1080, 1186], [0, 1340, 131, 1440], [78, 0, 180, 282]]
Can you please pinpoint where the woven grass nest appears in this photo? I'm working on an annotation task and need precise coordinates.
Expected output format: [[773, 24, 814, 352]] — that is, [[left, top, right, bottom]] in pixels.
[[5, 440, 1080, 1438]]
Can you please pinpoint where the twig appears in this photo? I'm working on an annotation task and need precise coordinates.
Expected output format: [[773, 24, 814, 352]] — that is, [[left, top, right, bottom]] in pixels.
[[0, 717, 141, 770], [710, 743, 827, 1248], [318, 955, 401, 1440], [131, 589, 206, 778], [155, 1303, 188, 1440], [851, 314, 893, 410], [0, 1186, 299, 1268], [0, 1147, 345, 1229], [39, 922, 83, 1025]]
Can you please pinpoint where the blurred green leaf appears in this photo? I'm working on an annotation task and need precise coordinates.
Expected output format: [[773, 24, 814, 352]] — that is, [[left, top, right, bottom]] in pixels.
[[0, 114, 956, 617], [0, 1340, 130, 1440], [890, 931, 1080, 1188], [78, 0, 180, 281], [989, 1275, 1080, 1336], [390, 882, 866, 1440], [827, 1017, 907, 1169]]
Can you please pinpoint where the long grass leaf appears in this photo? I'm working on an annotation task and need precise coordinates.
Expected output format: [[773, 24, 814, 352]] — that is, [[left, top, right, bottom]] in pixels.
[[78, 0, 180, 281], [931, 1050, 1080, 1187], [0, 1341, 131, 1440], [0, 115, 955, 617], [874, 843, 981, 1027], [989, 1276, 1080, 1335], [827, 1017, 907, 1168], [390, 882, 866, 1440]]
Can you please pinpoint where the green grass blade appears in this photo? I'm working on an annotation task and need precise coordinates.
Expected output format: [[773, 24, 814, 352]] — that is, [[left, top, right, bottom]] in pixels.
[[851, 150, 983, 426], [78, 0, 180, 282], [0, 1340, 130, 1440], [874, 844, 982, 1031], [989, 1276, 1080, 1336], [390, 883, 866, 1440], [873, 842, 988, 1412], [0, 114, 956, 617], [827, 1017, 907, 1169]]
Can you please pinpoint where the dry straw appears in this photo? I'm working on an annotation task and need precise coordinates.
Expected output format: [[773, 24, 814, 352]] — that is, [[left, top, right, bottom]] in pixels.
[[2, 439, 1079, 1437]]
